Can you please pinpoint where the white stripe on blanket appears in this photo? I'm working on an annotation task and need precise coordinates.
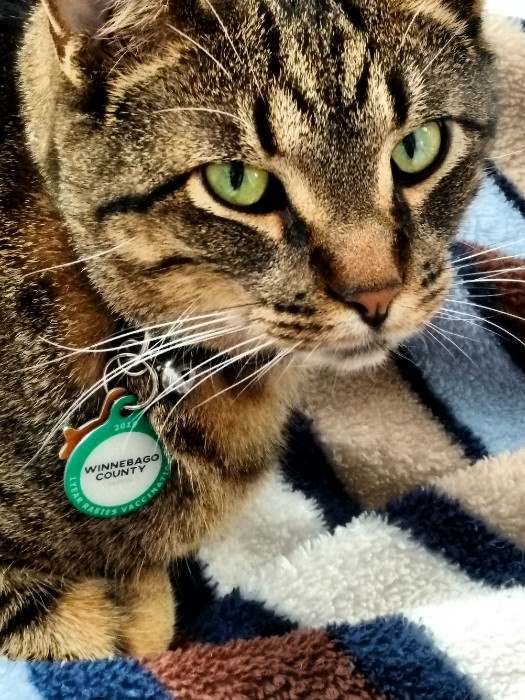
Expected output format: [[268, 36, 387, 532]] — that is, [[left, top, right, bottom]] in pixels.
[[407, 588, 525, 700], [200, 473, 486, 627]]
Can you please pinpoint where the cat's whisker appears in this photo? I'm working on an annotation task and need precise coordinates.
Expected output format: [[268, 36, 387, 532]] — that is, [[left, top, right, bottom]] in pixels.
[[167, 23, 232, 79], [192, 344, 298, 412], [461, 266, 525, 278], [27, 318, 238, 373], [156, 339, 275, 439], [426, 322, 477, 364], [199, 0, 264, 98], [390, 345, 419, 367], [453, 237, 525, 263], [26, 323, 250, 466], [22, 239, 134, 279], [138, 333, 267, 418], [399, 7, 422, 51], [458, 277, 525, 285], [424, 326, 455, 359], [444, 303, 525, 349], [38, 309, 237, 355], [233, 346, 299, 401], [454, 252, 525, 271], [490, 145, 525, 161], [428, 320, 481, 343], [446, 298, 525, 326], [39, 316, 236, 357], [436, 310, 511, 344]]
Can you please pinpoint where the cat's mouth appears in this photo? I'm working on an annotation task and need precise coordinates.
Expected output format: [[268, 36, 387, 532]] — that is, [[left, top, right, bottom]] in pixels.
[[293, 342, 391, 371]]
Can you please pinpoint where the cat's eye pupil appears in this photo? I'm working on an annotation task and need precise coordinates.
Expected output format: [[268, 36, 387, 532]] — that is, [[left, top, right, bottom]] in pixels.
[[204, 161, 270, 208], [229, 162, 245, 190], [403, 133, 417, 160], [391, 120, 446, 186]]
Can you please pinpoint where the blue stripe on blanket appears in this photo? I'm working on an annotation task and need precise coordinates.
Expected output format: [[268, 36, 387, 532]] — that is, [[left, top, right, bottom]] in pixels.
[[405, 286, 525, 457], [0, 660, 43, 700], [386, 488, 525, 587], [29, 658, 170, 700], [394, 354, 488, 461], [459, 172, 525, 256], [330, 616, 483, 700], [172, 557, 296, 644], [486, 162, 525, 219], [281, 413, 361, 530]]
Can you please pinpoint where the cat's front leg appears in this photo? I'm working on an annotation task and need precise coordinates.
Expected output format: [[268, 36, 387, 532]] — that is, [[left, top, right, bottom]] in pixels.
[[0, 566, 174, 660]]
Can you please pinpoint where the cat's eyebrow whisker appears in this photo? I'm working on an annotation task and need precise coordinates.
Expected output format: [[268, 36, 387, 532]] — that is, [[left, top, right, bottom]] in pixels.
[[154, 106, 250, 131], [201, 0, 242, 63], [420, 33, 456, 78], [21, 239, 134, 279], [167, 23, 232, 79], [199, 0, 264, 99], [399, 7, 422, 51]]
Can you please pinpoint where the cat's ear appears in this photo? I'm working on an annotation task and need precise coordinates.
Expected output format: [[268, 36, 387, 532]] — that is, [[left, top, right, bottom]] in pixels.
[[42, 0, 111, 37], [41, 1, 164, 84]]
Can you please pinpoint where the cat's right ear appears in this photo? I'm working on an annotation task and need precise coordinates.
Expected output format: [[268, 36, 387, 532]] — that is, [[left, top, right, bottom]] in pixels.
[[41, 1, 114, 84], [42, 0, 111, 37], [41, 1, 166, 85]]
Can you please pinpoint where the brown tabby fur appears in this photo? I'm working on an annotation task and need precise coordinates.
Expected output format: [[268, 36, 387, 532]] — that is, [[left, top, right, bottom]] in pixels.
[[0, 0, 495, 659]]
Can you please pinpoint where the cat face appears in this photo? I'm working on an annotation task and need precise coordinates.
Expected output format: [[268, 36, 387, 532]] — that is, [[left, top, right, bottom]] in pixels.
[[26, 0, 495, 370]]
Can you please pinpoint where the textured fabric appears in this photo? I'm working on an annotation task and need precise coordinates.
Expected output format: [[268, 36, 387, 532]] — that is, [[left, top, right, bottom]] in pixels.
[[1, 14, 525, 700]]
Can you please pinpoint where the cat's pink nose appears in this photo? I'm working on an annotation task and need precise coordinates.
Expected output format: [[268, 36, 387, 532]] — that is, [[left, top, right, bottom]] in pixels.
[[348, 286, 401, 328]]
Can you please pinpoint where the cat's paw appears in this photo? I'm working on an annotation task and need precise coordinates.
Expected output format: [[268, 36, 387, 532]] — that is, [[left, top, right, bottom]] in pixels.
[[119, 567, 175, 657], [0, 575, 123, 660], [0, 568, 175, 660]]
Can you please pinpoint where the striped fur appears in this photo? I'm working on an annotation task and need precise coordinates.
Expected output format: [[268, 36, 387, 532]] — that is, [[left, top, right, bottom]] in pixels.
[[0, 0, 496, 658]]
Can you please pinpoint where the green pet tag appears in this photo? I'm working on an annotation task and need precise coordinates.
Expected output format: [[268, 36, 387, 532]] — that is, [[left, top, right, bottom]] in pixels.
[[62, 392, 171, 519]]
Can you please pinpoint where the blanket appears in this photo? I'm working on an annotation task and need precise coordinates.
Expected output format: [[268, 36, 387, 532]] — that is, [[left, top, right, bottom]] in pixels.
[[1, 13, 525, 700]]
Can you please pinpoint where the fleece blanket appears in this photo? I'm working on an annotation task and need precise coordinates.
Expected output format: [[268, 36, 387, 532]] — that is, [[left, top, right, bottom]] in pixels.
[[2, 13, 525, 700]]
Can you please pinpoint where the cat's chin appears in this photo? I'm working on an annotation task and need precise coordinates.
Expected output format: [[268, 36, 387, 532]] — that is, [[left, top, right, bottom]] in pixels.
[[296, 347, 389, 372]]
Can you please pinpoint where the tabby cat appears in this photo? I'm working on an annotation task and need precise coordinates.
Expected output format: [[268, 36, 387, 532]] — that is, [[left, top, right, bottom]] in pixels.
[[0, 0, 495, 659]]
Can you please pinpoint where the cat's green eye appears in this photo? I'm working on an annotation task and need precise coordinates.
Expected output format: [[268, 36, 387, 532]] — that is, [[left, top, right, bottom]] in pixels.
[[391, 121, 445, 183], [204, 162, 270, 208]]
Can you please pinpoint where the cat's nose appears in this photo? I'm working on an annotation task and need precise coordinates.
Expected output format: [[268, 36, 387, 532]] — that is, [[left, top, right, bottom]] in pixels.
[[347, 286, 401, 328]]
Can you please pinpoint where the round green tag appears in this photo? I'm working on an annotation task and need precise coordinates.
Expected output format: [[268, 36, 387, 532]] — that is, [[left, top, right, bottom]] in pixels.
[[64, 395, 171, 519]]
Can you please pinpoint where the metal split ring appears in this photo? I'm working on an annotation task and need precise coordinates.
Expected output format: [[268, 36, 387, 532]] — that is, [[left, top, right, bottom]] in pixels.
[[102, 353, 159, 412]]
